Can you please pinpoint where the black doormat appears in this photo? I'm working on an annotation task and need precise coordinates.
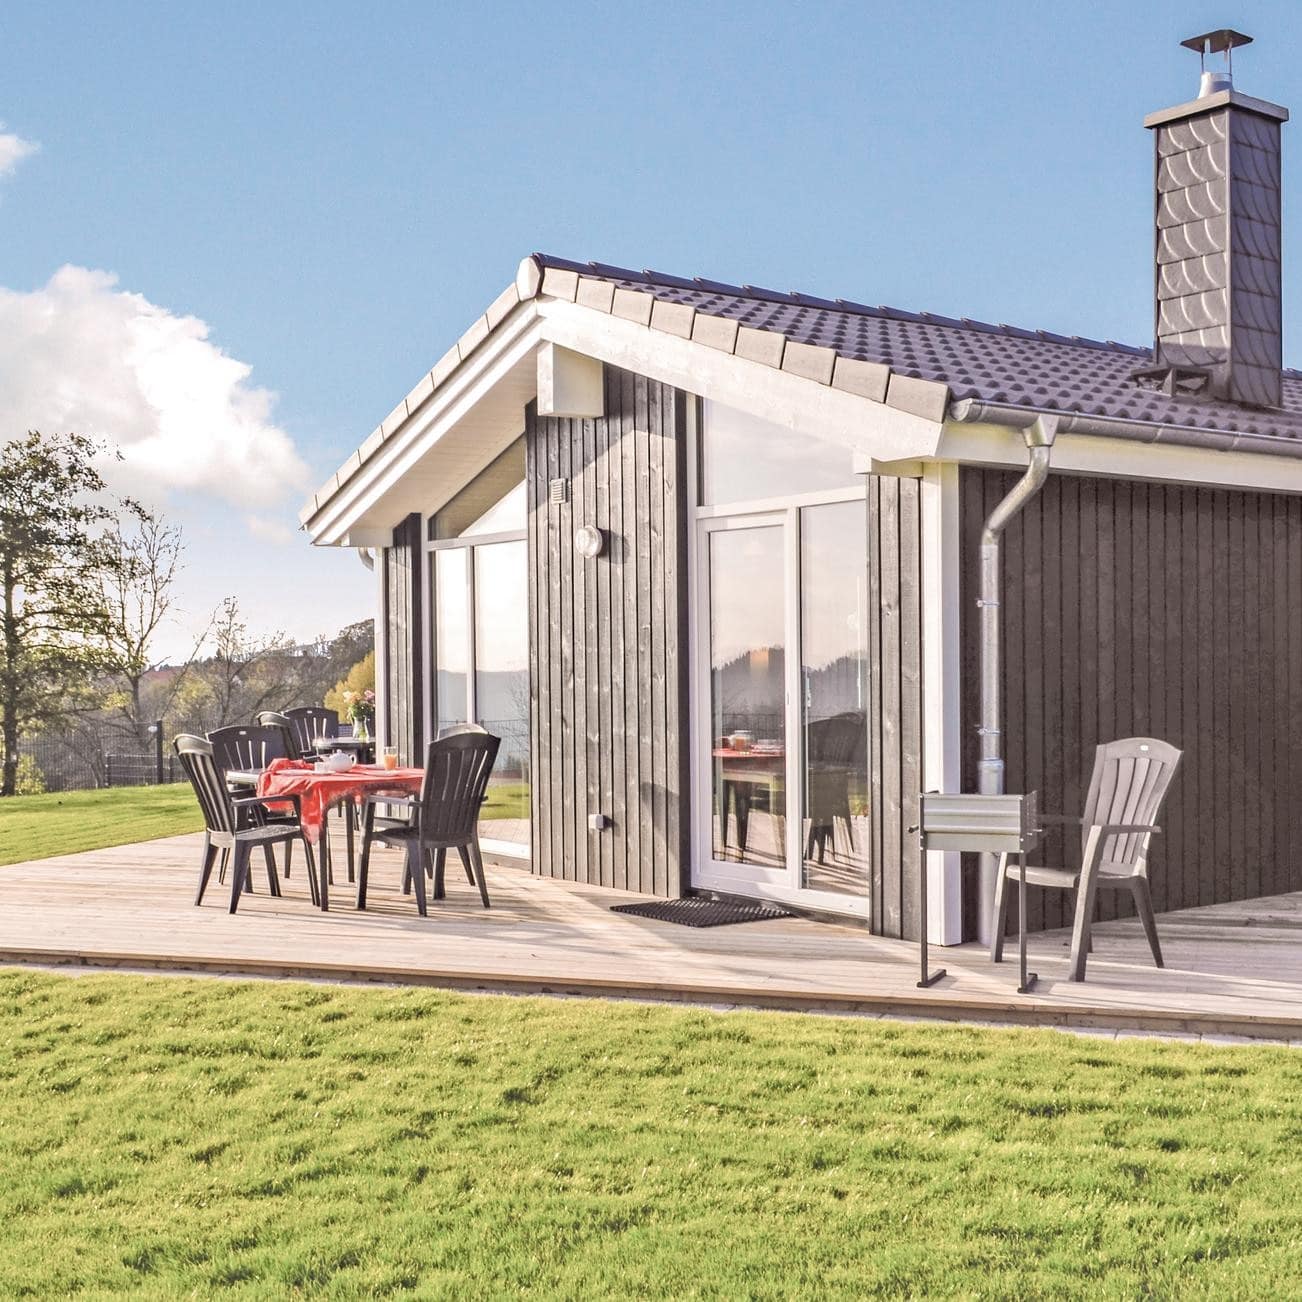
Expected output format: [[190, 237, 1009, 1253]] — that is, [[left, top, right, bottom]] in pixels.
[[611, 897, 793, 928]]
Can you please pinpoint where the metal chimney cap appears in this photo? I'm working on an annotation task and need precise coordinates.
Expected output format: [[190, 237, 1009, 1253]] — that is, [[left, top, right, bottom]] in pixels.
[[1180, 29, 1253, 56]]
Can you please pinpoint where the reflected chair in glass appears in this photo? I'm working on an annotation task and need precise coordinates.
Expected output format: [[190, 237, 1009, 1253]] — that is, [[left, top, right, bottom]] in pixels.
[[356, 730, 501, 915], [804, 711, 867, 864], [174, 734, 319, 912]]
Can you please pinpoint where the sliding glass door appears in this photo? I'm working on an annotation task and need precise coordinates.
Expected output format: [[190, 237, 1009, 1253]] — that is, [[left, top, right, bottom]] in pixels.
[[695, 502, 869, 914]]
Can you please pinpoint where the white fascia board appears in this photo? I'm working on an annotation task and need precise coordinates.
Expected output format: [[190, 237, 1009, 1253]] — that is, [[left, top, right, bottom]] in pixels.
[[306, 303, 541, 546], [937, 420, 1302, 494], [536, 298, 944, 461]]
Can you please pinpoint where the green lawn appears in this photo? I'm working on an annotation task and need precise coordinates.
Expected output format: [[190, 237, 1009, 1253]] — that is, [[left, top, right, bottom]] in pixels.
[[483, 780, 530, 821], [0, 785, 201, 866], [0, 969, 1299, 1296]]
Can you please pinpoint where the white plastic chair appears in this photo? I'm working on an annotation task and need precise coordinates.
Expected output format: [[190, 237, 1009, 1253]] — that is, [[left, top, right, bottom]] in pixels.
[[992, 737, 1182, 981]]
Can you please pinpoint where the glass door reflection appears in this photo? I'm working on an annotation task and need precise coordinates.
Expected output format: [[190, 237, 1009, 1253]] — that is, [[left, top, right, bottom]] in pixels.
[[799, 501, 870, 896], [709, 524, 787, 870]]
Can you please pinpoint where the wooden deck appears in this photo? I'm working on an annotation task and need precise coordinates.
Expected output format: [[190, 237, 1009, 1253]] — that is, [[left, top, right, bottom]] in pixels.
[[2, 832, 1301, 1042]]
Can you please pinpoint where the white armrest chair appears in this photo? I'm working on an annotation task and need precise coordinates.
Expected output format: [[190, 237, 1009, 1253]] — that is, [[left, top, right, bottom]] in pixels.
[[992, 737, 1182, 981]]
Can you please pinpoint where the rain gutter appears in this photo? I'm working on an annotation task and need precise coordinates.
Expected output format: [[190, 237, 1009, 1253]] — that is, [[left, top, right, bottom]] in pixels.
[[948, 397, 1302, 459]]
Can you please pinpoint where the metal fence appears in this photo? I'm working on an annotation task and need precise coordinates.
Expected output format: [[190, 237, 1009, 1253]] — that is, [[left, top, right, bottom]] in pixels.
[[19, 715, 531, 795], [16, 721, 172, 794]]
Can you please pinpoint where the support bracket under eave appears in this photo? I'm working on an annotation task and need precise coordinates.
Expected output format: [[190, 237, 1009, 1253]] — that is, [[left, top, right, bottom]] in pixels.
[[537, 341, 604, 418]]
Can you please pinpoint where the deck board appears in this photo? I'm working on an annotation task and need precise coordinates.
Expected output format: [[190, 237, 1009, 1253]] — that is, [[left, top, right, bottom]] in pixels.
[[1, 833, 1301, 1040]]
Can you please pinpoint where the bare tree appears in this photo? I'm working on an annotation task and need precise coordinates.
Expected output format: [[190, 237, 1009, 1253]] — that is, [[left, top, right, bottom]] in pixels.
[[96, 507, 195, 748], [190, 598, 295, 730]]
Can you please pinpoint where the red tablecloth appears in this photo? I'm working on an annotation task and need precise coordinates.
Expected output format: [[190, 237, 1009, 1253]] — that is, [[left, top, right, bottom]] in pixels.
[[256, 758, 424, 844]]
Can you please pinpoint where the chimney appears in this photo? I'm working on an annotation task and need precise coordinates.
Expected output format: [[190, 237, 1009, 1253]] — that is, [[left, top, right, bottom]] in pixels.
[[1144, 30, 1288, 408]]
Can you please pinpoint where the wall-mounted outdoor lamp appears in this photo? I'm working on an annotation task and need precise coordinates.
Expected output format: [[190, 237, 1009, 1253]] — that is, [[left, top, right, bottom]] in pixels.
[[574, 524, 605, 559]]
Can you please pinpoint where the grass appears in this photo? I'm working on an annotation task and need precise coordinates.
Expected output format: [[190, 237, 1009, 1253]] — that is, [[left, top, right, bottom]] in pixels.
[[0, 785, 201, 866], [0, 969, 1299, 1297], [483, 780, 530, 821], [1, 781, 530, 867]]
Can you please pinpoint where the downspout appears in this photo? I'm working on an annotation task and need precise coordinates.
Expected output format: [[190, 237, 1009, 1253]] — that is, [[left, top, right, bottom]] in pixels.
[[356, 547, 375, 571], [976, 413, 1058, 944]]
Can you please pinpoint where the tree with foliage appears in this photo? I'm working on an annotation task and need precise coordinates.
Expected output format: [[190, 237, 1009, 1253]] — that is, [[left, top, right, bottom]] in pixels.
[[324, 650, 375, 717], [0, 432, 117, 796]]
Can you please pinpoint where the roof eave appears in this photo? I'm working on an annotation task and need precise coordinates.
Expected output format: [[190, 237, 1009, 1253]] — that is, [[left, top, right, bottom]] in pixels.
[[948, 397, 1302, 461]]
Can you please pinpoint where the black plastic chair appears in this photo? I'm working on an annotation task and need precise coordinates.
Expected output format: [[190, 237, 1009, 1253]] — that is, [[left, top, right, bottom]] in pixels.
[[208, 723, 299, 878], [255, 710, 303, 760], [356, 731, 500, 915], [209, 724, 293, 775], [284, 707, 339, 755], [174, 735, 319, 912]]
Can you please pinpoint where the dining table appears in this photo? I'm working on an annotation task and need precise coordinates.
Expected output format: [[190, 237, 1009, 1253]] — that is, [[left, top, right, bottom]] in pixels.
[[255, 758, 424, 910]]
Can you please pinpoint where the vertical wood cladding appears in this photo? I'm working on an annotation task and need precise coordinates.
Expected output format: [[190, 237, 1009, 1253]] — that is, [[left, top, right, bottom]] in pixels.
[[866, 475, 924, 940], [526, 366, 690, 895], [960, 468, 1302, 936], [383, 513, 424, 764]]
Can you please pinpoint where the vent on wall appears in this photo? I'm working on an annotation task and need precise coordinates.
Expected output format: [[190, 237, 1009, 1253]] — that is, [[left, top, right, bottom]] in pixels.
[[549, 478, 569, 506]]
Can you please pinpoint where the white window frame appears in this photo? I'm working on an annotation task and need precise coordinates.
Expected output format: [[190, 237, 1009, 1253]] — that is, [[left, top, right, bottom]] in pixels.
[[424, 525, 529, 862]]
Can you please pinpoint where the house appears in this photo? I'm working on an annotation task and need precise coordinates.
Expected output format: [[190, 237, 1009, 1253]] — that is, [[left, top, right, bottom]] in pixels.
[[301, 31, 1302, 946]]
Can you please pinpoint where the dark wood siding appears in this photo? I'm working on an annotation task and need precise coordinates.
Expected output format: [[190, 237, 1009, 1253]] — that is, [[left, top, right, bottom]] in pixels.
[[867, 475, 924, 940], [960, 467, 1302, 936], [382, 512, 424, 764], [525, 366, 690, 895]]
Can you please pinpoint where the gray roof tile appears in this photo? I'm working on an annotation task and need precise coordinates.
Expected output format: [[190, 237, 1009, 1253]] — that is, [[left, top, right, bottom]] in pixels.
[[536, 253, 1302, 441]]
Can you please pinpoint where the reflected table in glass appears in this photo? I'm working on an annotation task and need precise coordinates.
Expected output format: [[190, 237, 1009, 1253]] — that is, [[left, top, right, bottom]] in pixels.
[[713, 747, 785, 862]]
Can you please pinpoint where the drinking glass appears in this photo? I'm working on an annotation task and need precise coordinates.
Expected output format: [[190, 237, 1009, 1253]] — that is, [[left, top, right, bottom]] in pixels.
[[382, 746, 399, 771]]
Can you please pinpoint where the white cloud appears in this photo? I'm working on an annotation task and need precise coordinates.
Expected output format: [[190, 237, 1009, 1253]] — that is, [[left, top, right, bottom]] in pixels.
[[0, 265, 309, 507], [246, 513, 298, 546], [0, 125, 37, 178]]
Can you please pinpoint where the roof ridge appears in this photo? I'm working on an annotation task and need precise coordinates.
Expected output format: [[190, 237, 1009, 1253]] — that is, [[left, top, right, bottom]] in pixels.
[[533, 252, 1155, 360]]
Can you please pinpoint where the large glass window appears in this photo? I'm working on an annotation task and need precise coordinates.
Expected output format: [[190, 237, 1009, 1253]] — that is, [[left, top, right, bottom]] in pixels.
[[428, 448, 530, 852], [701, 400, 862, 505], [474, 541, 529, 845], [431, 439, 526, 539], [434, 549, 469, 733]]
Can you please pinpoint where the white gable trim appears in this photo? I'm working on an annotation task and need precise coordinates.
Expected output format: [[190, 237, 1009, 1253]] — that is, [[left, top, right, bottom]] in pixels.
[[305, 304, 541, 546], [535, 298, 944, 462]]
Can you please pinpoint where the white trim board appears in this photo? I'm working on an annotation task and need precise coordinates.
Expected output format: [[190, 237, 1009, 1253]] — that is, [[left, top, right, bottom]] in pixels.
[[918, 464, 963, 945]]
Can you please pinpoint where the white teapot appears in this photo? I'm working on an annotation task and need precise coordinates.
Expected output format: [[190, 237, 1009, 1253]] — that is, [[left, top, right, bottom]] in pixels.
[[323, 750, 355, 773]]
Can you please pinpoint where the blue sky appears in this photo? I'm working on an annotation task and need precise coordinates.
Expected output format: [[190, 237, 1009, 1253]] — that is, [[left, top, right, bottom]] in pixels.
[[2, 0, 1299, 656]]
